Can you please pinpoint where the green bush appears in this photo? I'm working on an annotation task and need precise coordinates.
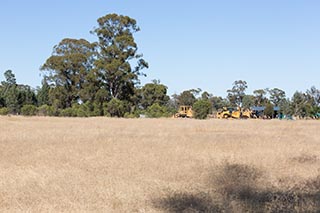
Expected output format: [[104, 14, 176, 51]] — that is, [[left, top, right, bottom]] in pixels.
[[59, 108, 76, 117], [82, 101, 101, 117], [40, 104, 92, 117], [76, 107, 88, 117], [0, 107, 9, 115], [264, 103, 274, 118], [21, 104, 37, 116], [193, 100, 212, 119], [146, 103, 171, 118], [38, 104, 60, 116], [124, 112, 139, 118], [105, 98, 127, 117], [91, 102, 103, 116], [37, 105, 50, 116], [71, 104, 90, 117]]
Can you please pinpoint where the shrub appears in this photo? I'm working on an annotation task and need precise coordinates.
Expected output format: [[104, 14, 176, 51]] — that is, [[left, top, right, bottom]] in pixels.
[[75, 107, 88, 117], [21, 104, 37, 116], [71, 104, 90, 117], [0, 107, 9, 115], [37, 104, 57, 116], [92, 102, 104, 116], [82, 101, 101, 117], [105, 98, 127, 117], [264, 103, 274, 118], [59, 108, 76, 117], [193, 100, 212, 119], [124, 112, 139, 118], [38, 105, 49, 116], [146, 103, 171, 118]]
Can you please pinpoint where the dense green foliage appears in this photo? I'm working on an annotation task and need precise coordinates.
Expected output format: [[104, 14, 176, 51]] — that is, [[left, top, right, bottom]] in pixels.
[[139, 80, 169, 110], [105, 98, 127, 117], [268, 88, 286, 106], [173, 89, 199, 106], [41, 39, 96, 108], [253, 89, 268, 106], [0, 107, 8, 115], [0, 70, 37, 114], [193, 100, 212, 119], [242, 95, 255, 109], [21, 104, 37, 116], [93, 14, 148, 101], [264, 103, 274, 118], [146, 103, 171, 118]]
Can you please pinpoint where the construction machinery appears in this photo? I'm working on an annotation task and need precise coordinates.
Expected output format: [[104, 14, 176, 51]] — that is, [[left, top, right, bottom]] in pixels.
[[231, 107, 242, 119], [174, 105, 193, 118], [216, 107, 234, 119], [216, 107, 252, 119], [242, 109, 252, 119]]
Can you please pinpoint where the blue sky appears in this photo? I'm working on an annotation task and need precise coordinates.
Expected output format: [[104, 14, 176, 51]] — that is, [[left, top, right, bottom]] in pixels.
[[0, 0, 319, 97]]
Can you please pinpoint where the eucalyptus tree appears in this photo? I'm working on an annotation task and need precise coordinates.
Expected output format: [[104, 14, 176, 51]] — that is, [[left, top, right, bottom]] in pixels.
[[268, 88, 286, 106], [242, 95, 255, 109], [1, 70, 19, 113], [17, 84, 37, 107], [210, 96, 228, 111], [139, 80, 170, 109], [306, 86, 320, 107], [279, 98, 293, 116], [36, 80, 50, 106], [253, 89, 267, 106], [227, 80, 248, 107], [305, 86, 320, 116], [291, 91, 308, 117], [176, 89, 198, 106], [41, 38, 96, 108], [0, 85, 4, 107], [92, 13, 148, 102]]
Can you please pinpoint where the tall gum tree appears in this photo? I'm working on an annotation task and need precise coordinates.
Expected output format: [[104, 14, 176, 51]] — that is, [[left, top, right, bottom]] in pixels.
[[268, 88, 286, 107], [1, 70, 19, 113], [227, 80, 248, 107], [92, 13, 148, 101], [41, 38, 96, 108]]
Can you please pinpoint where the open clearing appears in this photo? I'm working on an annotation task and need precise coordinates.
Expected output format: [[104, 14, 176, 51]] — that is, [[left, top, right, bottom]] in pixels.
[[0, 116, 319, 212]]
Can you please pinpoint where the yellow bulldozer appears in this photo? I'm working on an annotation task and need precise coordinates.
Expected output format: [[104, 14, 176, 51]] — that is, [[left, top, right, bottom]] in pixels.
[[241, 108, 252, 119], [216, 107, 252, 119], [216, 107, 233, 119], [174, 105, 193, 118]]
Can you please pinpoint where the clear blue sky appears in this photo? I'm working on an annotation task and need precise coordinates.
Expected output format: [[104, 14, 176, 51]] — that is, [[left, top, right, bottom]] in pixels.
[[0, 0, 319, 97]]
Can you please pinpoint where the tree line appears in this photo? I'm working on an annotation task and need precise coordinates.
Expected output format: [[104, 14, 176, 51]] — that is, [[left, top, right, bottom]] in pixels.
[[0, 13, 319, 119]]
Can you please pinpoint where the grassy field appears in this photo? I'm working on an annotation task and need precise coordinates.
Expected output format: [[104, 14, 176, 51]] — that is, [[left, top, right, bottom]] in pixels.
[[0, 116, 319, 212]]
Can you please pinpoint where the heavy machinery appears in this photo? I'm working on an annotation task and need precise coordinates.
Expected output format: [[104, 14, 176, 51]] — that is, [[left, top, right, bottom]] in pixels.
[[216, 107, 234, 119], [174, 105, 193, 118], [242, 109, 252, 119], [216, 107, 252, 119], [231, 107, 242, 119]]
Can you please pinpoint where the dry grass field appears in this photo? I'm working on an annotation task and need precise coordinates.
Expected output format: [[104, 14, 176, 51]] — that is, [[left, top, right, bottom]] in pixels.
[[0, 116, 319, 212]]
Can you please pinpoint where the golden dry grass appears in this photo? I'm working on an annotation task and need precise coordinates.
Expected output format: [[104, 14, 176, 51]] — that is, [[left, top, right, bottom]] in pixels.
[[0, 116, 319, 212]]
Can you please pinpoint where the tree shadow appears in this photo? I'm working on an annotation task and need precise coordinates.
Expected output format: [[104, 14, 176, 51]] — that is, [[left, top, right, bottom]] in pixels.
[[152, 191, 222, 213], [151, 163, 320, 212]]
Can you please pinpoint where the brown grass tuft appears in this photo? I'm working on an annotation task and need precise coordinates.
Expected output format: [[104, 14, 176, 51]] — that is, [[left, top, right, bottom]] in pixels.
[[291, 154, 319, 164]]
